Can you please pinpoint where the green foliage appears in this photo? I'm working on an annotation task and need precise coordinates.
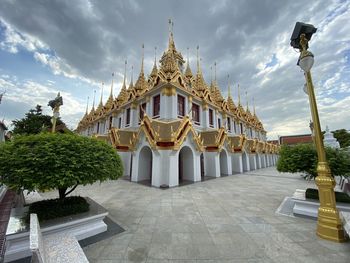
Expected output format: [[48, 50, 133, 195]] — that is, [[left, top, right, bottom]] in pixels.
[[277, 144, 317, 177], [332, 129, 350, 148], [25, 196, 89, 223], [277, 144, 350, 178], [0, 133, 123, 198], [305, 188, 350, 203], [12, 105, 65, 135]]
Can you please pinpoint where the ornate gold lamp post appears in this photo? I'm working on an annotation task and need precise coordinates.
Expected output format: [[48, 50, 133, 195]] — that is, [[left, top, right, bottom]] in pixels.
[[290, 22, 345, 242], [48, 92, 63, 133]]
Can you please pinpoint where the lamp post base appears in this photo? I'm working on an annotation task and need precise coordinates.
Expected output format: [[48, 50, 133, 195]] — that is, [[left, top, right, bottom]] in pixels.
[[316, 174, 346, 242], [317, 210, 346, 242]]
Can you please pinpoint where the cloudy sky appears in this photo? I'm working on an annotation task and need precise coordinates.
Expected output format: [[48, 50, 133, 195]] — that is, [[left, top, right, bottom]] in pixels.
[[0, 0, 349, 139]]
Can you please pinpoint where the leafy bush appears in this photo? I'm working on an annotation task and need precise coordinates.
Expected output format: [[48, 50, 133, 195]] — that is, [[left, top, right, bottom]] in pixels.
[[26, 196, 89, 223], [305, 188, 350, 203], [277, 144, 350, 178], [0, 133, 123, 199]]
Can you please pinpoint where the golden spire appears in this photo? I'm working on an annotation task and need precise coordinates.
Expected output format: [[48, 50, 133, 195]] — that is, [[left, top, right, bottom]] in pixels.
[[150, 47, 158, 78], [253, 97, 256, 115], [214, 62, 217, 82], [109, 73, 114, 99], [185, 47, 193, 78], [210, 66, 213, 86], [128, 65, 134, 89], [238, 83, 241, 105], [168, 18, 175, 51], [141, 43, 144, 75], [99, 82, 104, 107], [85, 96, 89, 115], [123, 60, 127, 88], [91, 90, 96, 111], [196, 45, 200, 72], [245, 89, 249, 111], [227, 75, 231, 98]]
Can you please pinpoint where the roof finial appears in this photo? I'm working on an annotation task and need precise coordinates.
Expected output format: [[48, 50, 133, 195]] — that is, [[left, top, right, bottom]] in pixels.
[[92, 90, 96, 110], [129, 65, 134, 87], [141, 44, 144, 74], [253, 97, 256, 115], [109, 72, 114, 98], [227, 75, 231, 97], [210, 66, 213, 84], [99, 82, 104, 106], [123, 60, 127, 87], [154, 46, 157, 64], [187, 47, 190, 64], [238, 83, 241, 105], [214, 62, 217, 82], [196, 45, 200, 72], [85, 96, 89, 115], [245, 89, 249, 111]]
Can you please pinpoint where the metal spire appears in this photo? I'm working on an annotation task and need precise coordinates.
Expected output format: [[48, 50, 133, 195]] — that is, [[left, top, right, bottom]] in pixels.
[[109, 73, 114, 98], [196, 45, 200, 72], [99, 82, 104, 106], [85, 96, 89, 115], [92, 90, 96, 110], [123, 60, 127, 87], [214, 62, 217, 82], [253, 97, 256, 115], [141, 44, 144, 74], [238, 84, 241, 105], [227, 75, 231, 97]]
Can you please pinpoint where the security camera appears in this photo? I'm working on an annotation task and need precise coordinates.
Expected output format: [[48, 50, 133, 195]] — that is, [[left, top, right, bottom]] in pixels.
[[290, 22, 317, 49]]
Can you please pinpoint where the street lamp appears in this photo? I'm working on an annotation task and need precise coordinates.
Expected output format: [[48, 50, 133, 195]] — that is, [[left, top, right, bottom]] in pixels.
[[290, 22, 345, 242]]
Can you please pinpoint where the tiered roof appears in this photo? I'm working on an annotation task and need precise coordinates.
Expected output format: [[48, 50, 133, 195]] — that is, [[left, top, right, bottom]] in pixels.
[[76, 23, 265, 133]]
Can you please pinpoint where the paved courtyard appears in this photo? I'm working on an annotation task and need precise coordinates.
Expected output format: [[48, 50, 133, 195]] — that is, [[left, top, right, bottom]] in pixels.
[[43, 167, 350, 262]]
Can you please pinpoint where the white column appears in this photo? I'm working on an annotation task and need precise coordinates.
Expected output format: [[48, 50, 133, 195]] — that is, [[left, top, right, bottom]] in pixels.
[[118, 152, 131, 177]]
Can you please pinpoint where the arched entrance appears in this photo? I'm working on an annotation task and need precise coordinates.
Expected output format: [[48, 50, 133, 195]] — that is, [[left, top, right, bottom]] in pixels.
[[178, 146, 194, 183], [242, 152, 248, 172], [220, 150, 229, 176], [138, 146, 153, 184]]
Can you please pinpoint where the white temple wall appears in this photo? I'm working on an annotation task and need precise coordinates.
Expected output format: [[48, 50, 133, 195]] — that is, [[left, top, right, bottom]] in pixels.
[[219, 148, 231, 176], [249, 154, 257, 170], [118, 151, 132, 177], [232, 153, 243, 173], [255, 154, 261, 169], [242, 151, 250, 172], [204, 152, 220, 177]]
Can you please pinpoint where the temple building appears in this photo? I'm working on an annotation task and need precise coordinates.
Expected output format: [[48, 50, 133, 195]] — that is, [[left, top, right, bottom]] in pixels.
[[76, 26, 279, 187]]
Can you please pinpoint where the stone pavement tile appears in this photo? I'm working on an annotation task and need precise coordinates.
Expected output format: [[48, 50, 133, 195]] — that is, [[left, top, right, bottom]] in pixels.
[[151, 232, 173, 244], [169, 244, 200, 260], [172, 233, 192, 245], [287, 231, 317, 242], [124, 246, 149, 262], [195, 244, 221, 260], [148, 244, 171, 260], [190, 232, 215, 245], [145, 260, 169, 263], [262, 240, 310, 259], [210, 232, 235, 245], [316, 239, 350, 253], [99, 243, 129, 260], [217, 243, 266, 260], [239, 223, 275, 233], [206, 224, 245, 234]]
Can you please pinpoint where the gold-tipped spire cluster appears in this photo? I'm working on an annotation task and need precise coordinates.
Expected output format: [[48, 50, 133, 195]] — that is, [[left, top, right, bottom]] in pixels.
[[76, 20, 265, 133]]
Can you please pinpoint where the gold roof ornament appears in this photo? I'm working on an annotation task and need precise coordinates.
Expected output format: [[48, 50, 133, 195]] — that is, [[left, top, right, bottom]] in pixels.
[[133, 44, 149, 96], [104, 73, 115, 111], [149, 46, 158, 80], [227, 80, 236, 113], [184, 47, 193, 80], [158, 20, 185, 86], [193, 46, 208, 92], [114, 60, 128, 108], [94, 83, 104, 117]]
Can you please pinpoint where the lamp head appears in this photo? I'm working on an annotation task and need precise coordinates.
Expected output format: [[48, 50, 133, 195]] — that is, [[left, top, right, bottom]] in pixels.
[[290, 22, 317, 49]]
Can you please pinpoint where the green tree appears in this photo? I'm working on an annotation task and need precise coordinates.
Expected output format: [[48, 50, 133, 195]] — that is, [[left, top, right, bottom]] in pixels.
[[12, 105, 65, 135], [0, 133, 123, 199], [332, 129, 350, 148], [277, 144, 350, 178]]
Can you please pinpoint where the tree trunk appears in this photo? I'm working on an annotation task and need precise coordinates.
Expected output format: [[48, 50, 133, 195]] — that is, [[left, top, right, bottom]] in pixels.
[[58, 188, 67, 199]]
